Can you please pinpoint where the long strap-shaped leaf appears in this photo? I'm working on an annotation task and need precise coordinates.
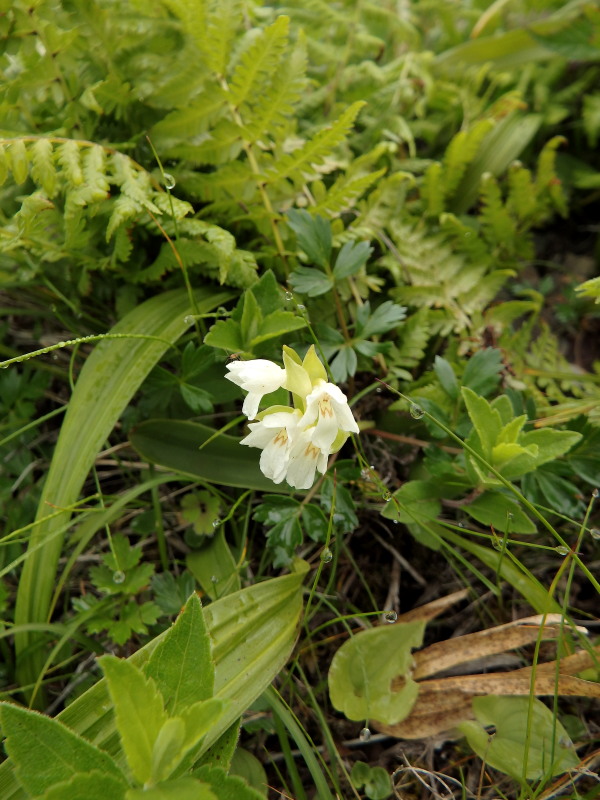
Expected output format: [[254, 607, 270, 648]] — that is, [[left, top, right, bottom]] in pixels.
[[0, 566, 308, 799], [14, 288, 232, 698]]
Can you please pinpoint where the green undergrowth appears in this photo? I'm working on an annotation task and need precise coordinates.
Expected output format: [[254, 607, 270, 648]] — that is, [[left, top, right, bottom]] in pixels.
[[1, 0, 600, 798]]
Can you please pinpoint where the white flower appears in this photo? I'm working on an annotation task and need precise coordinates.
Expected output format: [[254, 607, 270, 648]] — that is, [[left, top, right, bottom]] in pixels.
[[285, 427, 329, 490], [240, 409, 302, 483], [297, 380, 359, 453], [225, 359, 286, 419]]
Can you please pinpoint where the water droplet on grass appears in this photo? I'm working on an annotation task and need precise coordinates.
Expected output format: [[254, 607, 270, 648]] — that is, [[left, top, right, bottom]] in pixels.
[[382, 490, 392, 502], [211, 575, 218, 583], [555, 545, 569, 556], [163, 172, 176, 189], [409, 403, 424, 419], [212, 518, 221, 529], [592, 488, 599, 498], [359, 727, 371, 741], [183, 315, 194, 324], [590, 528, 600, 540], [112, 570, 125, 584], [296, 304, 305, 311], [320, 547, 333, 563], [284, 291, 293, 300], [384, 610, 397, 623]]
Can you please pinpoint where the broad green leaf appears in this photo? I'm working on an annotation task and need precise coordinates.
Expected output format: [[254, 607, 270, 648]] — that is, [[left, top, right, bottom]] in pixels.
[[0, 567, 309, 800], [129, 419, 284, 492], [251, 310, 307, 345], [459, 696, 579, 782], [144, 594, 214, 715], [229, 748, 268, 797], [240, 290, 262, 345], [15, 287, 232, 698], [328, 622, 425, 724], [518, 429, 582, 466], [0, 703, 126, 797], [464, 492, 536, 534], [41, 771, 126, 800], [99, 655, 167, 785], [186, 529, 241, 600], [287, 209, 332, 268], [125, 778, 216, 800], [194, 765, 265, 800], [358, 301, 406, 338], [203, 319, 244, 352]]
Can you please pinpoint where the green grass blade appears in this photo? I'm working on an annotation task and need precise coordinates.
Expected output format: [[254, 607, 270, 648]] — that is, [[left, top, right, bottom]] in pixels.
[[14, 288, 232, 698]]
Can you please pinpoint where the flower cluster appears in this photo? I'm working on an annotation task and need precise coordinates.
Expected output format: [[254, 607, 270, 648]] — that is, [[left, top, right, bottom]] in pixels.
[[226, 346, 359, 489]]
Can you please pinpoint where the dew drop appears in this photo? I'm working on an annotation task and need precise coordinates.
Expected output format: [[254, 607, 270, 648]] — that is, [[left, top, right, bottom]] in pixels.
[[359, 727, 371, 742], [376, 386, 382, 393], [507, 512, 514, 520], [559, 736, 574, 749], [183, 315, 194, 324], [112, 570, 125, 584], [369, 465, 375, 470], [409, 403, 424, 419], [384, 610, 397, 623], [590, 528, 600, 540], [592, 488, 599, 498], [212, 518, 221, 529], [296, 304, 306, 311], [360, 468, 371, 480], [382, 490, 392, 502], [320, 547, 333, 564], [211, 575, 218, 583], [51, 353, 59, 360], [284, 291, 293, 301], [458, 522, 464, 528], [555, 545, 569, 556], [492, 538, 503, 551], [392, 519, 399, 525], [163, 172, 176, 190]]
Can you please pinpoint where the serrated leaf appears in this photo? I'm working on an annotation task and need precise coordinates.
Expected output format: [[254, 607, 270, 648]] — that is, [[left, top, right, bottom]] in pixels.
[[288, 266, 333, 297], [332, 240, 373, 280], [461, 348, 504, 396], [194, 765, 265, 800], [125, 778, 216, 800], [328, 622, 425, 724], [252, 310, 306, 346], [287, 209, 332, 268], [99, 655, 167, 785], [144, 594, 214, 715], [0, 703, 125, 797], [359, 301, 406, 338], [462, 387, 503, 459], [41, 771, 126, 800], [203, 319, 244, 352]]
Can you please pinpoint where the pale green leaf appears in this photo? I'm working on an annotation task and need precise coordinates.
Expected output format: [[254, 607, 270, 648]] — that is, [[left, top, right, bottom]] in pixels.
[[41, 771, 126, 800]]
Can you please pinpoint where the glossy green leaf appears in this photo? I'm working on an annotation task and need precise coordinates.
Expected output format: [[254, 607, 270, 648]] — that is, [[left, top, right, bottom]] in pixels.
[[328, 622, 425, 724], [129, 419, 284, 492], [459, 696, 579, 782], [14, 287, 232, 698], [99, 655, 168, 785], [144, 594, 214, 715], [0, 702, 126, 797]]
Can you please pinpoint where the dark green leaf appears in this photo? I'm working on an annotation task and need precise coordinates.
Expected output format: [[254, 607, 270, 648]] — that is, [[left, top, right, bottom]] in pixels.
[[180, 383, 214, 413], [461, 348, 504, 396], [301, 503, 329, 543], [252, 310, 307, 345], [240, 290, 262, 345], [288, 266, 333, 297], [464, 492, 536, 534], [358, 301, 406, 338], [186, 529, 241, 600], [434, 356, 459, 400], [332, 240, 373, 280], [287, 209, 332, 267], [330, 346, 357, 382]]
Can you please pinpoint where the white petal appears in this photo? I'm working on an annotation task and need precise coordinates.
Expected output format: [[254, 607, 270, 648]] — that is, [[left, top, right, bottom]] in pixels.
[[242, 392, 262, 420], [240, 422, 276, 449], [312, 413, 339, 452]]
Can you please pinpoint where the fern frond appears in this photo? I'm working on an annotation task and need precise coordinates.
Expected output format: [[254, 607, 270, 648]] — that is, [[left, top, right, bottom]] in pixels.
[[264, 101, 365, 185], [57, 140, 83, 187], [7, 139, 29, 185], [442, 119, 494, 199], [392, 308, 431, 372], [149, 84, 227, 148], [161, 0, 209, 54], [479, 172, 516, 246], [110, 153, 161, 214], [30, 139, 57, 197], [421, 162, 444, 217], [228, 16, 290, 108], [506, 161, 536, 221], [311, 168, 386, 217], [205, 0, 244, 76], [535, 135, 567, 217]]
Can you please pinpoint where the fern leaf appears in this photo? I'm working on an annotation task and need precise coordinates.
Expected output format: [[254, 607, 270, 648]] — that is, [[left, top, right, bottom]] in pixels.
[[393, 308, 430, 371], [239, 34, 307, 142], [8, 139, 29, 185], [57, 140, 83, 187], [106, 195, 142, 242], [161, 0, 208, 55], [0, 144, 7, 186], [167, 119, 244, 165], [30, 138, 57, 197], [479, 172, 516, 246], [205, 0, 244, 76], [82, 145, 110, 202], [442, 119, 494, 198], [311, 168, 386, 217], [228, 16, 289, 108], [421, 162, 444, 217], [507, 161, 536, 221], [150, 83, 226, 147], [264, 101, 365, 185], [110, 153, 161, 214], [535, 135, 567, 217]]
